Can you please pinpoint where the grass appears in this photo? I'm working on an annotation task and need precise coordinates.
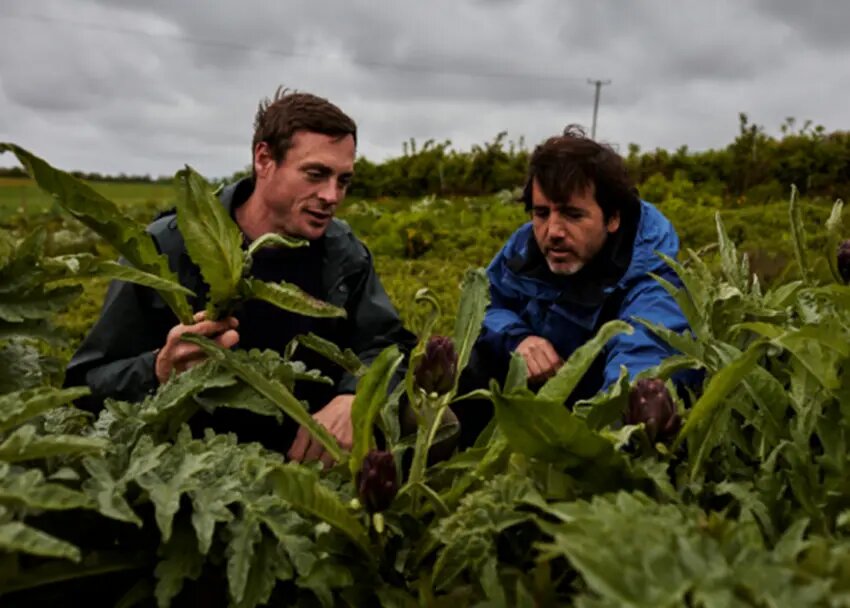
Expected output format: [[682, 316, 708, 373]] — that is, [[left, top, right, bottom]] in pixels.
[[0, 177, 176, 220]]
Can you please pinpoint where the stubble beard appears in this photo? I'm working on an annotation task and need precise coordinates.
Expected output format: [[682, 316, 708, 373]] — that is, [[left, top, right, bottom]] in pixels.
[[546, 258, 585, 276]]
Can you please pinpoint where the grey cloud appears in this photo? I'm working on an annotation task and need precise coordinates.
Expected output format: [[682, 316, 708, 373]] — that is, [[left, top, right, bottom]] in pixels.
[[756, 0, 850, 50], [0, 0, 847, 178]]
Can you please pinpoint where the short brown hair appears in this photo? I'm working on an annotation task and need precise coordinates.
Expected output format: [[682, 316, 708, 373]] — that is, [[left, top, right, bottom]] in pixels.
[[252, 87, 357, 170], [521, 125, 637, 219]]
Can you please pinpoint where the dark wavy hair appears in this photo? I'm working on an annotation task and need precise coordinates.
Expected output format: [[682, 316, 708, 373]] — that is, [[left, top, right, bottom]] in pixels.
[[521, 125, 638, 219], [251, 87, 357, 178]]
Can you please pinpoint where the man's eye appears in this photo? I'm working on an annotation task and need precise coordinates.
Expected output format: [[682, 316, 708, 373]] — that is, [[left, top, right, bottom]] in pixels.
[[533, 209, 549, 219], [306, 170, 324, 180]]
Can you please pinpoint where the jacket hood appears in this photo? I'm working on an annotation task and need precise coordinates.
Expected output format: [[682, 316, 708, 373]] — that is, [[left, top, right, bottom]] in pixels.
[[620, 200, 680, 285]]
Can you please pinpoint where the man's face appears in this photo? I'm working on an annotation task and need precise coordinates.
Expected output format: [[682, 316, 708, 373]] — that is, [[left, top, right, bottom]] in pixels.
[[530, 178, 620, 276], [253, 130, 355, 240]]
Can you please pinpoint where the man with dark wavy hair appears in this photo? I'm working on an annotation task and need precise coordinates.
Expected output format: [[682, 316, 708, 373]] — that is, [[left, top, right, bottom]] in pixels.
[[66, 88, 415, 465], [455, 126, 695, 446]]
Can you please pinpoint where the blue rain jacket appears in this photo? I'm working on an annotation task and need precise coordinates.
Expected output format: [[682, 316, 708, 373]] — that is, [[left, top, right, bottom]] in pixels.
[[479, 200, 691, 394]]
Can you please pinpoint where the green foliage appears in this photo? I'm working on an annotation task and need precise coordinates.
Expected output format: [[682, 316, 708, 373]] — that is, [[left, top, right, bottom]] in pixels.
[[536, 492, 828, 607], [0, 143, 194, 324], [174, 166, 245, 319], [5, 136, 850, 605], [349, 346, 403, 477]]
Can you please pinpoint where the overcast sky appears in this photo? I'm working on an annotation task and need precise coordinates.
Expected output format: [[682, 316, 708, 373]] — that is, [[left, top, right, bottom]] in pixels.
[[0, 0, 846, 179]]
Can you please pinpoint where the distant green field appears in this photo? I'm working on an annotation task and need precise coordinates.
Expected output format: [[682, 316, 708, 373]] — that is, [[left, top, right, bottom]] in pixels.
[[0, 177, 176, 220]]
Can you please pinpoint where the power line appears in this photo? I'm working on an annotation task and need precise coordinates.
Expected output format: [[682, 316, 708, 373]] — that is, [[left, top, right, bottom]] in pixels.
[[0, 11, 588, 84], [587, 78, 611, 139]]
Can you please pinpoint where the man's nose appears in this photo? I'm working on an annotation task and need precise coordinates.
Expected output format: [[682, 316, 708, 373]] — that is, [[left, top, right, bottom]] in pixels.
[[318, 180, 342, 204], [547, 216, 567, 240]]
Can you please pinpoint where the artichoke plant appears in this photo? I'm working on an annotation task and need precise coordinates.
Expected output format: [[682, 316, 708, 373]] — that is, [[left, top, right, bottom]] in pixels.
[[414, 336, 458, 395], [626, 378, 681, 443], [356, 450, 399, 514]]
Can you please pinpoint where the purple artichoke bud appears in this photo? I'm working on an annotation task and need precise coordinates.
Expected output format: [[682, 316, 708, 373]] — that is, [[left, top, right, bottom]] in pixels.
[[356, 450, 399, 513], [838, 240, 850, 284], [414, 336, 458, 395], [626, 378, 681, 443]]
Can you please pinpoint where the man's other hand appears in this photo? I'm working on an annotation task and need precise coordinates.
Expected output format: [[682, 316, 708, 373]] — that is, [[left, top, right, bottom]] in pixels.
[[515, 335, 563, 383], [155, 311, 239, 384], [287, 394, 355, 469]]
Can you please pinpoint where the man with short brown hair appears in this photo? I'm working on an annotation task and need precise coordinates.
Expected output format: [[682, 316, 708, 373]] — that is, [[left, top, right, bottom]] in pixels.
[[456, 126, 695, 445], [66, 88, 415, 465]]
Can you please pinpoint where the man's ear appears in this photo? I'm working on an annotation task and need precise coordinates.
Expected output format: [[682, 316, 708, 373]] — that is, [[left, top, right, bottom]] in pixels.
[[607, 211, 621, 233], [253, 142, 274, 179]]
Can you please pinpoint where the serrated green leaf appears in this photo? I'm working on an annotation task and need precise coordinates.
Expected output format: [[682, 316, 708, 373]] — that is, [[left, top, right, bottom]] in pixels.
[[825, 199, 845, 284], [716, 212, 746, 290], [268, 463, 372, 556], [637, 318, 704, 360], [0, 466, 91, 510], [0, 425, 108, 462], [432, 474, 533, 590], [452, 268, 489, 382], [737, 321, 848, 391], [350, 345, 403, 477], [650, 254, 709, 339], [257, 508, 315, 577], [234, 535, 291, 608], [0, 521, 80, 562], [155, 523, 205, 608], [98, 260, 196, 297], [226, 510, 263, 605], [81, 456, 143, 526], [121, 435, 171, 483], [289, 332, 366, 376], [175, 166, 244, 319], [676, 341, 767, 476], [190, 481, 238, 556], [715, 480, 776, 540], [0, 386, 89, 433], [194, 383, 283, 422], [183, 335, 344, 462], [136, 361, 233, 427], [296, 558, 355, 608], [537, 320, 633, 403], [0, 143, 193, 323], [245, 278, 347, 319], [534, 492, 695, 606], [140, 449, 217, 543], [788, 185, 811, 285]]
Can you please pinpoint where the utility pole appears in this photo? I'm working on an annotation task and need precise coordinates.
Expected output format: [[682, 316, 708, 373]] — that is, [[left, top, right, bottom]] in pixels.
[[587, 79, 611, 139]]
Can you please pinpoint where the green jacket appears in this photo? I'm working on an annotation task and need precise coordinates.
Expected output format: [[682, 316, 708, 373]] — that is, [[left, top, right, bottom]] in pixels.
[[65, 179, 415, 409]]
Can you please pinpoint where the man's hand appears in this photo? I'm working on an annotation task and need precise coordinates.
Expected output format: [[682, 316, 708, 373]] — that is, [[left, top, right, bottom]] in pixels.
[[155, 311, 240, 384], [287, 394, 355, 469], [515, 336, 563, 383]]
